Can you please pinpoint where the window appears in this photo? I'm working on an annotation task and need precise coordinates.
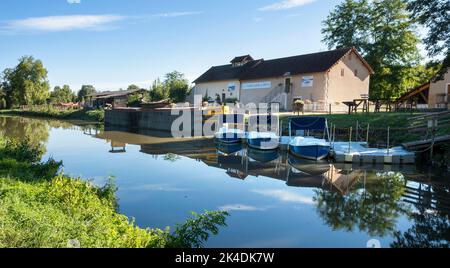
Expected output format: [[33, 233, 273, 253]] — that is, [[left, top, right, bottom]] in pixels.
[[354, 69, 358, 77], [341, 69, 345, 77]]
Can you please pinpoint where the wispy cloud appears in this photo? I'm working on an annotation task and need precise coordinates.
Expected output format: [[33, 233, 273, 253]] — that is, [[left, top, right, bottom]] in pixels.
[[252, 17, 264, 23], [252, 189, 316, 205], [259, 0, 316, 11], [67, 0, 81, 4], [126, 183, 191, 192], [218, 204, 268, 212], [150, 11, 203, 18], [4, 15, 124, 32]]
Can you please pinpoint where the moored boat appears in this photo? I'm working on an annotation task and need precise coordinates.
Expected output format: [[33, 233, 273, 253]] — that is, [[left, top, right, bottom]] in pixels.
[[247, 131, 280, 150], [288, 117, 331, 160]]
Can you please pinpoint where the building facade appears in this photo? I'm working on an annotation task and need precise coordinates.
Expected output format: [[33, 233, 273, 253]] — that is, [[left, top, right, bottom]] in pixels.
[[395, 69, 450, 109], [192, 47, 373, 112]]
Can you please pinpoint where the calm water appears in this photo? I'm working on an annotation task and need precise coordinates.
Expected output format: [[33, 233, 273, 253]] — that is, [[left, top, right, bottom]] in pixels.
[[1, 115, 449, 248]]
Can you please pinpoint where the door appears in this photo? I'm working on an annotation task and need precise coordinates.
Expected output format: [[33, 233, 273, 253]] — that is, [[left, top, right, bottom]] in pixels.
[[285, 78, 291, 93]]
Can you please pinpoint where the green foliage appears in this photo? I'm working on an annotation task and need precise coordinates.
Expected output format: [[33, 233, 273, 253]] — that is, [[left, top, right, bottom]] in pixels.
[[0, 107, 105, 122], [0, 138, 44, 163], [1, 56, 50, 108], [149, 71, 190, 103], [127, 84, 140, 91], [50, 85, 76, 104], [408, 0, 450, 79], [167, 210, 229, 248], [0, 135, 228, 248], [224, 97, 238, 104], [127, 93, 143, 107], [322, 0, 424, 99], [77, 85, 96, 102]]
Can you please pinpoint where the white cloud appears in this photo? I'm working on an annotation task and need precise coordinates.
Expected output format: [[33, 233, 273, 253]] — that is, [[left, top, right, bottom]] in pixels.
[[151, 11, 203, 18], [67, 0, 81, 4], [218, 204, 268, 212], [5, 15, 125, 32], [252, 189, 316, 205], [259, 0, 316, 11], [253, 17, 263, 23]]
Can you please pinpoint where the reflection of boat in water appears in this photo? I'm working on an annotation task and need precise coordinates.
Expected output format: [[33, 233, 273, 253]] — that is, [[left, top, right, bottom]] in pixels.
[[288, 117, 331, 160], [288, 156, 331, 176], [215, 142, 243, 155], [286, 156, 331, 188], [247, 147, 280, 163]]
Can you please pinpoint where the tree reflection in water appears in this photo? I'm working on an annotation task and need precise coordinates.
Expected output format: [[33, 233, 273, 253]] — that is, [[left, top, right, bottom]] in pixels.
[[391, 180, 450, 248], [314, 172, 409, 237]]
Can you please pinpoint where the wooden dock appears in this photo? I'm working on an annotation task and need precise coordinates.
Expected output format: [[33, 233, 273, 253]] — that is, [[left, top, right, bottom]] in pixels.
[[402, 135, 450, 150]]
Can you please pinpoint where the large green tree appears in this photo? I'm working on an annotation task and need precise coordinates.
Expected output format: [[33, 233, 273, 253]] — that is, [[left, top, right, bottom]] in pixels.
[[50, 85, 76, 103], [77, 85, 96, 102], [408, 0, 450, 80], [1, 56, 50, 108], [149, 71, 190, 103], [322, 0, 422, 99]]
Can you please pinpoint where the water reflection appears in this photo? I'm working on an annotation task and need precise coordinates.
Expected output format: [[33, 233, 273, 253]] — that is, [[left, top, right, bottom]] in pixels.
[[1, 115, 449, 247]]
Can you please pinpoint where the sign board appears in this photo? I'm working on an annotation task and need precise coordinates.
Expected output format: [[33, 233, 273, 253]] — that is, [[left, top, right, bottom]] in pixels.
[[241, 81, 272, 90], [227, 83, 236, 92], [301, 76, 314, 88]]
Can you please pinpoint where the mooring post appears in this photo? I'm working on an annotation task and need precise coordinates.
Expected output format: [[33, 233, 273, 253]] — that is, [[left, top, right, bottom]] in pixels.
[[387, 126, 390, 155], [366, 123, 370, 143], [356, 121, 359, 142], [348, 127, 352, 154]]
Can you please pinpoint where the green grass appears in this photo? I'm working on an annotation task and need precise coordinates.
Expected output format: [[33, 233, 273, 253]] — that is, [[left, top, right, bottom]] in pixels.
[[0, 136, 228, 248], [0, 107, 105, 123], [279, 112, 442, 145]]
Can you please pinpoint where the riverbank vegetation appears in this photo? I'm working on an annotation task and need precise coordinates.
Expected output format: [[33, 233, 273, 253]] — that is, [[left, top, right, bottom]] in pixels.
[[0, 106, 104, 122], [0, 136, 228, 248]]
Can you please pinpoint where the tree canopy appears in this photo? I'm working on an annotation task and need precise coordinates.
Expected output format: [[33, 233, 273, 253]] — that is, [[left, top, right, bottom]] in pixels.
[[408, 0, 450, 80], [77, 85, 96, 102], [50, 85, 76, 104], [149, 71, 191, 103], [1, 56, 50, 108], [322, 0, 427, 99]]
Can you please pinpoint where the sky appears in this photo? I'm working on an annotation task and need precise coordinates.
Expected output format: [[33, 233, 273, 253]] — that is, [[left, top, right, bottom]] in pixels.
[[0, 0, 347, 91]]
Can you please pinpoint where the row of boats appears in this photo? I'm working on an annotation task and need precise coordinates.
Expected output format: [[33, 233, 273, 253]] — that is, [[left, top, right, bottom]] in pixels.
[[215, 115, 331, 161]]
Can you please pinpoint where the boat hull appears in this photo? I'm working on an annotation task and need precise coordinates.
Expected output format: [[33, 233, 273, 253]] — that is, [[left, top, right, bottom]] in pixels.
[[289, 144, 330, 160], [215, 131, 243, 144], [247, 137, 279, 150]]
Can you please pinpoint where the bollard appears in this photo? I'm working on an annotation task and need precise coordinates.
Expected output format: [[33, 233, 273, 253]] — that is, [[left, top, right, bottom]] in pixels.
[[366, 124, 370, 143], [348, 127, 352, 154], [387, 127, 390, 155]]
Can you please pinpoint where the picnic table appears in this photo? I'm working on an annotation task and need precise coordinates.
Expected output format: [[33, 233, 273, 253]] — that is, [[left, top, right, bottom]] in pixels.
[[343, 99, 369, 114]]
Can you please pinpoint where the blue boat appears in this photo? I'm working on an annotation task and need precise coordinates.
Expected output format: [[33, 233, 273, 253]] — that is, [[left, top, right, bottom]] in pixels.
[[288, 117, 331, 160], [215, 127, 244, 144], [246, 115, 280, 150], [214, 114, 245, 144], [247, 131, 280, 150], [215, 142, 243, 155], [247, 147, 280, 163]]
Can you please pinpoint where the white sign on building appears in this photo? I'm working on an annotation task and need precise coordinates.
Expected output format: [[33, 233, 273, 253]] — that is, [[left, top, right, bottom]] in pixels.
[[301, 76, 314, 87], [241, 81, 272, 90]]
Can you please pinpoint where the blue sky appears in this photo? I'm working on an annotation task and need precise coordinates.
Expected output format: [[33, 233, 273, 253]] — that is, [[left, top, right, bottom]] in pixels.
[[0, 0, 344, 91]]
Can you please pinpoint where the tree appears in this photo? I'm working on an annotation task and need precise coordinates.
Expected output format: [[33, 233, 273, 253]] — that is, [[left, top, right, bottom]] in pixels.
[[50, 85, 76, 103], [77, 85, 96, 102], [127, 84, 140, 91], [322, 0, 422, 99], [1, 56, 50, 108], [408, 0, 450, 80], [149, 71, 191, 103], [149, 78, 169, 101], [165, 71, 190, 103]]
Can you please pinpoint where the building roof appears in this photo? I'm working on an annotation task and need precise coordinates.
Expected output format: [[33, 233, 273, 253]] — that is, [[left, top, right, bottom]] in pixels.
[[230, 55, 254, 64], [86, 88, 146, 99], [194, 47, 374, 84]]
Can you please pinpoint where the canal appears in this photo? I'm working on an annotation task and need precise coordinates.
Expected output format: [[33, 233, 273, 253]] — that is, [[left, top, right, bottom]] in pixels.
[[1, 115, 449, 248]]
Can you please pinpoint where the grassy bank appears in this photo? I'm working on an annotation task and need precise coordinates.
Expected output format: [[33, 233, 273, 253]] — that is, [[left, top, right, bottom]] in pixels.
[[0, 106, 105, 123], [0, 136, 227, 248], [280, 112, 449, 145]]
